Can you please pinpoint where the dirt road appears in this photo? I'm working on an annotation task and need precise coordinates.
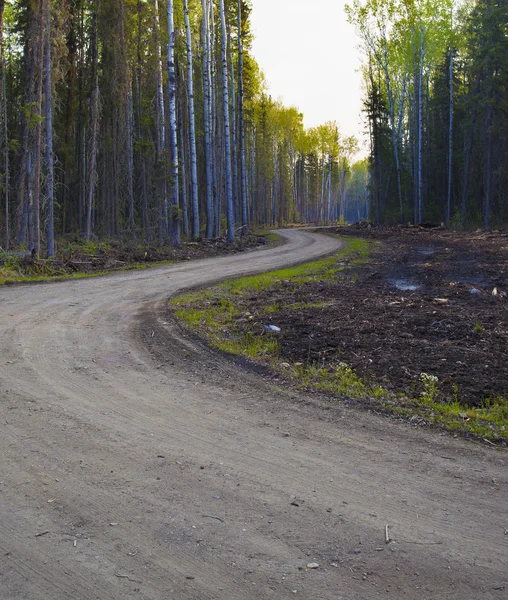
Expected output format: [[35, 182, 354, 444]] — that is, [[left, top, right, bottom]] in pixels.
[[0, 229, 506, 600]]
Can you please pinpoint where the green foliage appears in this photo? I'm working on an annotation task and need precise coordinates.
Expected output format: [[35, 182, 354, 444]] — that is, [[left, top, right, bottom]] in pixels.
[[347, 0, 508, 228], [474, 321, 485, 334], [420, 372, 439, 404]]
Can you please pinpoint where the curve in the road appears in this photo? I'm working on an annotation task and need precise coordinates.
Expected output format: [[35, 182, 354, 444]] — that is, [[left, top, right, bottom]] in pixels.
[[0, 229, 506, 600]]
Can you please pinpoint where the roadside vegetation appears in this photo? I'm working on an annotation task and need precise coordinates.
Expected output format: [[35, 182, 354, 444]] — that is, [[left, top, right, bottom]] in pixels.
[[171, 233, 508, 445], [0, 233, 271, 285]]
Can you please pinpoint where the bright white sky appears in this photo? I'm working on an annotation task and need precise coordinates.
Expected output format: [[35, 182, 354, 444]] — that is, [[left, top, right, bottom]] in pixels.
[[250, 0, 368, 157]]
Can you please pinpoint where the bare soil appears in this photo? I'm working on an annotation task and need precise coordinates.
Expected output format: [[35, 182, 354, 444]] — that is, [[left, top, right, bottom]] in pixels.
[[0, 230, 506, 600], [235, 226, 508, 407]]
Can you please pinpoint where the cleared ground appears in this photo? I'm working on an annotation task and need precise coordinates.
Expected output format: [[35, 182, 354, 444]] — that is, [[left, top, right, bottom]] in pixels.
[[0, 229, 506, 599]]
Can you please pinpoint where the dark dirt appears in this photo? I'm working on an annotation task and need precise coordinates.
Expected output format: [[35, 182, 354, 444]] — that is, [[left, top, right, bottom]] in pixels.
[[233, 225, 508, 407], [1, 233, 271, 278]]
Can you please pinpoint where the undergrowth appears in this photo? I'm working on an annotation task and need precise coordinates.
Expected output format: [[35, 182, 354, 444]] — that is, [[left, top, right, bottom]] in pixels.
[[171, 237, 507, 445], [0, 231, 273, 285]]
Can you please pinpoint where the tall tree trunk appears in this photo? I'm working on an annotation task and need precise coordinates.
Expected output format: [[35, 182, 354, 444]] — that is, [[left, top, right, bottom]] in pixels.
[[0, 0, 9, 248], [135, 3, 150, 242], [135, 72, 150, 241], [167, 0, 180, 244], [77, 7, 86, 234], [17, 1, 41, 247], [126, 79, 136, 237], [446, 45, 453, 224], [178, 104, 189, 237], [484, 100, 493, 230], [219, 0, 234, 242], [210, 1, 220, 238], [85, 10, 99, 240], [326, 155, 332, 223], [201, 0, 214, 237], [237, 0, 248, 234], [44, 0, 55, 257], [153, 0, 167, 245], [31, 0, 45, 255], [461, 108, 475, 229], [381, 42, 403, 222], [183, 0, 199, 239], [417, 28, 425, 223], [228, 36, 238, 224]]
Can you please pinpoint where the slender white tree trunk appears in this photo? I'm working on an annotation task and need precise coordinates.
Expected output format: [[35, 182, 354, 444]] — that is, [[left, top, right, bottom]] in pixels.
[[219, 0, 234, 242], [237, 0, 248, 234], [153, 0, 167, 244], [179, 110, 189, 237], [183, 0, 200, 238], [228, 37, 238, 224], [201, 0, 214, 237], [167, 0, 180, 244]]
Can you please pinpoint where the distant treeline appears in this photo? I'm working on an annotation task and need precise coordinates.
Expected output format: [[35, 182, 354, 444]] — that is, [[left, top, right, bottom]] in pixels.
[[0, 0, 366, 256], [347, 0, 508, 228]]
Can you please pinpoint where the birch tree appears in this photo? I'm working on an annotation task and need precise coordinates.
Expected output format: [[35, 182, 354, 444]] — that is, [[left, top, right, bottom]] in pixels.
[[153, 0, 167, 244], [183, 0, 199, 239], [167, 0, 180, 244], [237, 0, 248, 233], [201, 0, 214, 237], [219, 0, 234, 242]]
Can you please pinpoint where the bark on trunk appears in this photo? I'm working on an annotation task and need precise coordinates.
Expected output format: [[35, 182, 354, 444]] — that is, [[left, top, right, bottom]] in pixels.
[[219, 0, 234, 242], [153, 0, 167, 245], [0, 0, 8, 248], [167, 0, 180, 244], [126, 79, 136, 237], [44, 0, 55, 257], [183, 0, 200, 239], [446, 45, 453, 224], [85, 10, 99, 240], [201, 0, 214, 237], [237, 0, 248, 234]]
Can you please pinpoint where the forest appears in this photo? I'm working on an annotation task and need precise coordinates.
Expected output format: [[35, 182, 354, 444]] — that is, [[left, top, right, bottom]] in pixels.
[[0, 0, 368, 257], [347, 0, 508, 228], [0, 0, 506, 259]]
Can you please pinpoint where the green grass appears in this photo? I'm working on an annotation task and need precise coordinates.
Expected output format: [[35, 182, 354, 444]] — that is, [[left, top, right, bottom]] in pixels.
[[171, 237, 507, 445]]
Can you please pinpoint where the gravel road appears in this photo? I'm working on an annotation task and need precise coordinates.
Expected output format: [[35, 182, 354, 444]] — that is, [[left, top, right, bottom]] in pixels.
[[0, 229, 506, 599]]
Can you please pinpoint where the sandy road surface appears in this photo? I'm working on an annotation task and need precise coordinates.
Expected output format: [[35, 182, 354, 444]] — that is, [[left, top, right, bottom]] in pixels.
[[0, 229, 506, 600]]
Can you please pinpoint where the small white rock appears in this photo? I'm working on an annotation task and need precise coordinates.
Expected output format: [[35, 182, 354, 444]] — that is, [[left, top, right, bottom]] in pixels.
[[306, 562, 319, 569]]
